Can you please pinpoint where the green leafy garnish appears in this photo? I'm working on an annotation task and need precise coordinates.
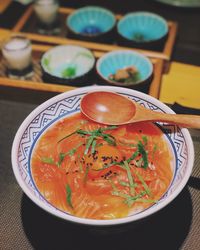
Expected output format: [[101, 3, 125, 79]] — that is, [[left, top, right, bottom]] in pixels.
[[41, 157, 56, 165], [135, 171, 151, 196], [58, 142, 83, 166], [122, 161, 135, 195], [84, 136, 96, 155], [66, 184, 73, 209], [124, 191, 147, 207], [58, 126, 118, 155], [142, 136, 148, 146], [91, 139, 97, 154], [58, 153, 66, 166], [57, 130, 78, 144], [152, 143, 158, 160], [111, 190, 133, 200], [43, 56, 51, 71], [62, 66, 76, 78], [137, 140, 148, 169], [133, 33, 145, 42], [119, 180, 130, 187]]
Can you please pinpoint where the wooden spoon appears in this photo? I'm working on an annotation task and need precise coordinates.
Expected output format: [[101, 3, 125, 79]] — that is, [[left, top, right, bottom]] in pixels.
[[80, 91, 200, 128]]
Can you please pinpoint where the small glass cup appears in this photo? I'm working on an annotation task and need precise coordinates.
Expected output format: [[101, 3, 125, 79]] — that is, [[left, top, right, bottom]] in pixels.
[[2, 36, 33, 79], [34, 0, 60, 34]]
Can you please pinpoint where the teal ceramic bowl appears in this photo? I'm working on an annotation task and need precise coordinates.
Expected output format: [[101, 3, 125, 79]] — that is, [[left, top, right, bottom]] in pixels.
[[66, 6, 116, 42], [41, 45, 95, 86], [117, 12, 169, 49], [96, 50, 153, 88]]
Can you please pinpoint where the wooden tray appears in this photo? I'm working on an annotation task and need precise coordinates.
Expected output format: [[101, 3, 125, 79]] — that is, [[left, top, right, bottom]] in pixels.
[[11, 5, 178, 61], [0, 44, 164, 98]]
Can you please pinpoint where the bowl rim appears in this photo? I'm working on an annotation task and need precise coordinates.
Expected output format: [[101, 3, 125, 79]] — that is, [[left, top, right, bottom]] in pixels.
[[96, 50, 153, 86], [66, 5, 116, 36], [40, 44, 95, 79], [11, 86, 194, 226], [117, 11, 169, 43]]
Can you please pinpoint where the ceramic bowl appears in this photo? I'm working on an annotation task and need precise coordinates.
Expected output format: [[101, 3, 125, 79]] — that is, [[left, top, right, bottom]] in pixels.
[[117, 12, 168, 49], [41, 45, 95, 86], [66, 6, 116, 42], [96, 50, 153, 88], [12, 85, 194, 226]]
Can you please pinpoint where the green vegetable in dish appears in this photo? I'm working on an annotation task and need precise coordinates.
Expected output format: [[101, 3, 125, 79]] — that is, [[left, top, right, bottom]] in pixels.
[[109, 66, 141, 84], [133, 33, 145, 42], [62, 66, 76, 78]]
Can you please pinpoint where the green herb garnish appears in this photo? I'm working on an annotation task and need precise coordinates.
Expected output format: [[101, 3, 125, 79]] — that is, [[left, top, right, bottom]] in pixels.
[[137, 140, 148, 169], [66, 184, 73, 209], [58, 126, 118, 155], [135, 171, 151, 196], [133, 33, 145, 42], [62, 66, 76, 78], [41, 157, 56, 165], [84, 136, 96, 155], [152, 143, 158, 160], [58, 142, 83, 166], [43, 56, 51, 72], [122, 161, 135, 195], [119, 180, 130, 187], [124, 191, 147, 207]]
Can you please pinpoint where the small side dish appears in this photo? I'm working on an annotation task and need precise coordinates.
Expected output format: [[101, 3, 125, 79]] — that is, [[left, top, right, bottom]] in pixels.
[[117, 12, 168, 49], [66, 6, 116, 42], [108, 66, 141, 85], [41, 45, 95, 85], [96, 50, 153, 87]]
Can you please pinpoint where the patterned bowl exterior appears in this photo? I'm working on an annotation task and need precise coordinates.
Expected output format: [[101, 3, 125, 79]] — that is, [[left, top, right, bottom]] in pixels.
[[117, 12, 168, 42], [96, 50, 153, 86], [11, 86, 194, 226], [66, 6, 116, 35]]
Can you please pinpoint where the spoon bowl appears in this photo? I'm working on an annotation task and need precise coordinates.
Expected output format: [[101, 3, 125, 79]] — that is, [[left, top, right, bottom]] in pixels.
[[81, 91, 200, 128]]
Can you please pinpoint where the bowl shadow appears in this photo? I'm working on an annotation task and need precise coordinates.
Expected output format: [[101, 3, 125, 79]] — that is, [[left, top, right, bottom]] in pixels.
[[21, 186, 192, 250]]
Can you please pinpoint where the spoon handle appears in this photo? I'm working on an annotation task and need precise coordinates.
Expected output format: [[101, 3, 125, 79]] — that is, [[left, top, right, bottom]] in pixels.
[[151, 112, 200, 129]]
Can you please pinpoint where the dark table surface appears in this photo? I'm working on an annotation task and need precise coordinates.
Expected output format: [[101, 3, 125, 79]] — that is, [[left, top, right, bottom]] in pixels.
[[0, 1, 200, 250]]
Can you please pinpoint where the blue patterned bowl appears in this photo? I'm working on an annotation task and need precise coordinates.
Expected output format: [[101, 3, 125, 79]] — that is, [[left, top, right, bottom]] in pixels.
[[117, 12, 168, 49], [41, 45, 95, 86], [11, 85, 194, 226], [66, 6, 116, 42], [96, 50, 153, 88]]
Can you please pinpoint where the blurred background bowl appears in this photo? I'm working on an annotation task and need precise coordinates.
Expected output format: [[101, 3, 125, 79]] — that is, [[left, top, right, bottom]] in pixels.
[[41, 45, 95, 86], [117, 12, 169, 50], [96, 50, 153, 89], [66, 6, 116, 43]]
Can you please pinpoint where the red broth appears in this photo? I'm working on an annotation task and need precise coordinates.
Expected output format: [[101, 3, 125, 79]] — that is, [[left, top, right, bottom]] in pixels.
[[31, 113, 173, 220]]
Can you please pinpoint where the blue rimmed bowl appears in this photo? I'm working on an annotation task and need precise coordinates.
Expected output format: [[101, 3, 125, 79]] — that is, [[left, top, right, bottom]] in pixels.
[[41, 45, 95, 86], [11, 85, 194, 227], [66, 6, 116, 42], [117, 12, 169, 50], [96, 50, 153, 89]]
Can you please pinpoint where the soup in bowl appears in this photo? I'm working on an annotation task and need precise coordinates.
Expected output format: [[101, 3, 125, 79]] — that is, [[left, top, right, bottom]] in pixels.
[[11, 86, 194, 226]]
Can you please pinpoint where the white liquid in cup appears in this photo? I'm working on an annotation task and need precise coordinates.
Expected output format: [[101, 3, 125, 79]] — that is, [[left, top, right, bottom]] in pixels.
[[34, 0, 59, 25], [2, 37, 32, 71]]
